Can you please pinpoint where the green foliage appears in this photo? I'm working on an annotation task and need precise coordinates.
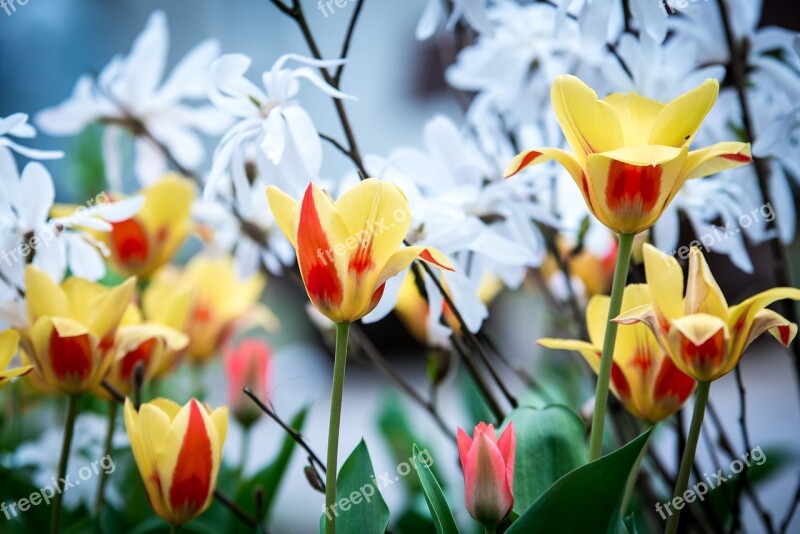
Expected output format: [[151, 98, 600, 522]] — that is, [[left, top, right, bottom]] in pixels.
[[412, 444, 459, 534]]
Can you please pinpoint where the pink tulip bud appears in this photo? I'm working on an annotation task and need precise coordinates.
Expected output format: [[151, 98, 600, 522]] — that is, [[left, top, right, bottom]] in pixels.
[[457, 422, 515, 527], [223, 338, 271, 427]]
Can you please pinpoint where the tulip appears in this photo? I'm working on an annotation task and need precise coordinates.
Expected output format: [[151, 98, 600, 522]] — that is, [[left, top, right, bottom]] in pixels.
[[101, 305, 189, 397], [23, 265, 135, 395], [266, 179, 454, 323], [458, 422, 515, 528], [105, 174, 196, 278], [540, 284, 696, 423], [223, 338, 271, 427], [143, 256, 267, 362], [124, 398, 228, 527], [0, 330, 32, 389], [617, 244, 800, 382], [505, 75, 752, 235]]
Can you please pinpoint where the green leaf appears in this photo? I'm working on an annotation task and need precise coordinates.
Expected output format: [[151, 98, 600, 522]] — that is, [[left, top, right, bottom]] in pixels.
[[320, 440, 390, 534], [236, 405, 309, 522], [505, 405, 587, 515], [507, 429, 653, 533], [412, 444, 459, 534]]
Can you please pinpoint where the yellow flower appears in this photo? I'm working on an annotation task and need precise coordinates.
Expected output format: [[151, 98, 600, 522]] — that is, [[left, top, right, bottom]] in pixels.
[[266, 179, 454, 323], [0, 330, 32, 390], [540, 284, 696, 423], [505, 76, 752, 235], [143, 256, 265, 362], [617, 244, 800, 381], [124, 398, 227, 526], [24, 266, 135, 395], [105, 174, 195, 278], [99, 305, 189, 397]]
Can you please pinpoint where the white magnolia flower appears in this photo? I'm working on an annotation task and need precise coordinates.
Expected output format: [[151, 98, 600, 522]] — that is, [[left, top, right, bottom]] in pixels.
[[205, 53, 354, 202], [0, 162, 143, 287], [36, 10, 230, 187], [0, 113, 63, 165], [416, 0, 493, 41]]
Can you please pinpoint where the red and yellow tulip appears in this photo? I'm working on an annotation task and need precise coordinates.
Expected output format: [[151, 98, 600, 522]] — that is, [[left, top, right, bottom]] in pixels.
[[505, 76, 752, 235], [266, 179, 454, 323], [124, 398, 228, 526], [0, 330, 32, 389], [23, 266, 135, 395], [457, 422, 515, 528], [617, 244, 800, 381], [540, 284, 696, 423], [100, 305, 189, 397], [223, 337, 271, 427], [105, 174, 195, 278], [143, 256, 266, 362]]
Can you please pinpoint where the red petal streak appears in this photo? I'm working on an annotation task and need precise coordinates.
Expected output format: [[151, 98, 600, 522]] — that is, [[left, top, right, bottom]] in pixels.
[[169, 400, 213, 519], [370, 283, 386, 308], [679, 328, 726, 373], [120, 338, 157, 381], [298, 186, 343, 311], [419, 249, 454, 271], [721, 152, 752, 163], [192, 303, 213, 323], [111, 218, 150, 266], [505, 151, 541, 178], [653, 356, 695, 404], [778, 324, 792, 346], [50, 330, 93, 382], [593, 350, 631, 399], [604, 162, 661, 222], [348, 236, 374, 275]]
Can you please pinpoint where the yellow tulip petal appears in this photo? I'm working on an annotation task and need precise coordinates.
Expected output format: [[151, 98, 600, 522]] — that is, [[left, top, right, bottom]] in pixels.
[[586, 294, 610, 347], [685, 247, 728, 318], [24, 266, 68, 325], [648, 79, 719, 148], [209, 406, 229, 452], [537, 338, 601, 373], [667, 313, 730, 381], [0, 330, 20, 370], [728, 287, 800, 359], [604, 92, 665, 146], [266, 184, 299, 248], [550, 75, 623, 161], [682, 142, 752, 179], [642, 243, 684, 323]]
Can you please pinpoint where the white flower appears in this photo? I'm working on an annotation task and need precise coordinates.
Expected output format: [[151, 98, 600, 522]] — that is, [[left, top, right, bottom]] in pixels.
[[0, 162, 143, 288], [416, 0, 493, 41], [205, 53, 354, 202], [36, 10, 230, 187], [0, 113, 63, 165]]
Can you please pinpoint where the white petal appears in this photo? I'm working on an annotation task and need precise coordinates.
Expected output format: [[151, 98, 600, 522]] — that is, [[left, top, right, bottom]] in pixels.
[[630, 0, 667, 43], [18, 162, 55, 231], [361, 271, 405, 324], [0, 114, 29, 136], [65, 233, 106, 280], [102, 126, 124, 191], [282, 106, 322, 178], [289, 68, 357, 100], [32, 235, 67, 283], [260, 110, 286, 165], [416, 0, 443, 40], [461, 0, 494, 35], [208, 54, 263, 118], [134, 137, 168, 186], [123, 10, 169, 105], [156, 39, 221, 104], [769, 165, 796, 244]]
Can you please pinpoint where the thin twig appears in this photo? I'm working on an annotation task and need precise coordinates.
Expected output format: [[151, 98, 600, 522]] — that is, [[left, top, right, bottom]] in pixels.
[[732, 366, 753, 531], [214, 489, 261, 530], [780, 476, 800, 534], [451, 335, 504, 422], [319, 132, 352, 159], [334, 0, 365, 86]]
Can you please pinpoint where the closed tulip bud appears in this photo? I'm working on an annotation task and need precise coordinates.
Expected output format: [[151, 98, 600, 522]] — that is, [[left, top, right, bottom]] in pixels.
[[457, 422, 515, 527], [223, 338, 271, 427], [124, 398, 228, 527]]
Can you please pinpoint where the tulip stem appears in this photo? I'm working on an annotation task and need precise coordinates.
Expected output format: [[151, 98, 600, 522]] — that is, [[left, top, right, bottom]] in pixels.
[[52, 394, 80, 534], [325, 322, 350, 534], [588, 232, 634, 461], [95, 400, 118, 515], [666, 381, 711, 534], [484, 526, 497, 534]]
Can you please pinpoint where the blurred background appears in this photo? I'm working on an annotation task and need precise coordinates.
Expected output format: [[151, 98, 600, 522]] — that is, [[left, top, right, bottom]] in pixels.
[[2, 1, 800, 532]]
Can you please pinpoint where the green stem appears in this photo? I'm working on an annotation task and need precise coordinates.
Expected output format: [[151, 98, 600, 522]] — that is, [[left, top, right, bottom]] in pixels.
[[484, 525, 497, 534], [621, 424, 655, 516], [51, 395, 81, 534], [325, 322, 350, 534], [236, 426, 251, 488], [588, 232, 635, 460], [95, 401, 118, 515], [665, 381, 711, 534], [170, 524, 181, 534]]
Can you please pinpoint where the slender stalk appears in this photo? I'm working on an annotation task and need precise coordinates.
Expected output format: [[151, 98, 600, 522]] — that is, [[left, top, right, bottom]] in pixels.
[[325, 322, 350, 534], [666, 381, 711, 534], [621, 425, 654, 516], [588, 233, 635, 460], [95, 401, 118, 515], [52, 395, 81, 534], [484, 525, 497, 534], [237, 426, 251, 486]]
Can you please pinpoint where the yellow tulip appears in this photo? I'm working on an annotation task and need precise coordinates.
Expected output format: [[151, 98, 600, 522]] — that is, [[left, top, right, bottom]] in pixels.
[[24, 266, 135, 395], [124, 398, 228, 526], [540, 284, 695, 423], [266, 179, 454, 323], [143, 256, 265, 362], [617, 244, 800, 381], [105, 174, 195, 278], [100, 305, 189, 397], [0, 330, 32, 390], [505, 76, 752, 235]]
